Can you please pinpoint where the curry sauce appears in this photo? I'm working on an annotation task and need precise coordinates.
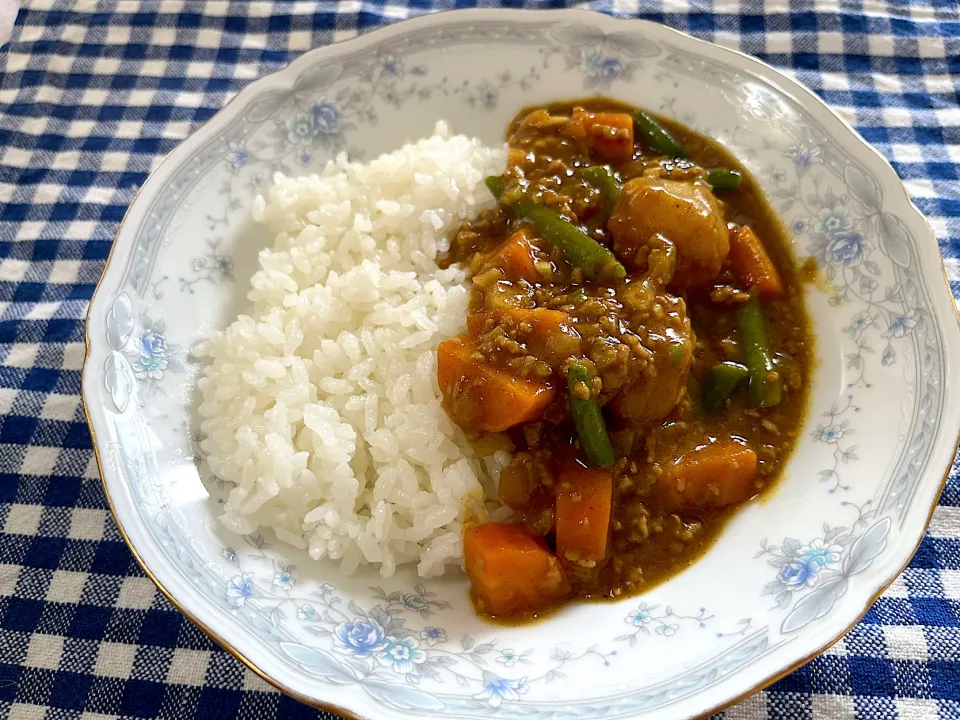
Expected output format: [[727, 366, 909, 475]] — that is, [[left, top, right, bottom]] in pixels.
[[437, 99, 813, 621]]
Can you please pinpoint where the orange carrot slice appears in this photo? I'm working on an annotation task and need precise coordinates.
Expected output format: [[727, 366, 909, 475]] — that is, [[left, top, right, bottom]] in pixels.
[[728, 225, 785, 300], [660, 438, 759, 509], [556, 466, 614, 565], [566, 109, 635, 162], [466, 307, 580, 363], [437, 335, 555, 433], [478, 227, 539, 282], [464, 522, 571, 617]]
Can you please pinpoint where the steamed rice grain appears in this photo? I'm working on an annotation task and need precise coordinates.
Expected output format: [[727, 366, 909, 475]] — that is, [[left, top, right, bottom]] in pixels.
[[196, 122, 507, 578]]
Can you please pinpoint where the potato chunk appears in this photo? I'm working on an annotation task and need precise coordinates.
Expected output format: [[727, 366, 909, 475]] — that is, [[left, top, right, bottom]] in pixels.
[[609, 177, 729, 291], [609, 294, 694, 425]]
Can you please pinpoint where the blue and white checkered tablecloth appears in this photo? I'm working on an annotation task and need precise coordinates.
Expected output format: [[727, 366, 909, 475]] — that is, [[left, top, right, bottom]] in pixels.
[[0, 1, 958, 718]]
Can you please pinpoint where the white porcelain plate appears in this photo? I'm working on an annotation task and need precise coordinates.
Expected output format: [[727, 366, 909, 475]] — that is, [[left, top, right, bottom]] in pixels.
[[83, 9, 960, 720]]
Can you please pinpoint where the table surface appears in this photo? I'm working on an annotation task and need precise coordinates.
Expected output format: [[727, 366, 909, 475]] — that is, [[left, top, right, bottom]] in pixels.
[[1, 1, 958, 718]]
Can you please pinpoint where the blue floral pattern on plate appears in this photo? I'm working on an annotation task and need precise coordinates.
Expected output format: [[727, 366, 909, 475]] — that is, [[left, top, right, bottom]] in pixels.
[[202, 534, 743, 707]]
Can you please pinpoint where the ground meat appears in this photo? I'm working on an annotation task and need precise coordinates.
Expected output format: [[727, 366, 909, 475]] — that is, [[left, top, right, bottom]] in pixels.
[[442, 98, 812, 617]]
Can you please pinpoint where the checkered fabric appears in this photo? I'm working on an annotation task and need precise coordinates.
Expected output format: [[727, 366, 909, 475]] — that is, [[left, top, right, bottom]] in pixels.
[[0, 0, 957, 718]]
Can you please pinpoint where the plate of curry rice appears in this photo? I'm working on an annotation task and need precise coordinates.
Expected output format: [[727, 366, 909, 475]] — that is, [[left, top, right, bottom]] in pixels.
[[83, 9, 960, 720]]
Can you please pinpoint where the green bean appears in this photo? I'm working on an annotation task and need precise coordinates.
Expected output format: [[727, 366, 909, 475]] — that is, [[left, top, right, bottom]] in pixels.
[[737, 297, 783, 408], [485, 175, 505, 200], [671, 344, 685, 368], [700, 362, 749, 415], [633, 111, 687, 158], [567, 361, 615, 468], [514, 203, 627, 282], [707, 168, 743, 193], [581, 165, 621, 216]]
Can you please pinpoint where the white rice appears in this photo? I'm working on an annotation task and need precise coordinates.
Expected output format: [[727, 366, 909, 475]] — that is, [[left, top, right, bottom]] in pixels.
[[195, 122, 509, 578]]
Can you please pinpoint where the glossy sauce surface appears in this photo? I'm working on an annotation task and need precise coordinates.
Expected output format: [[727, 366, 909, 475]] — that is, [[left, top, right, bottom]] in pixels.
[[439, 99, 813, 621]]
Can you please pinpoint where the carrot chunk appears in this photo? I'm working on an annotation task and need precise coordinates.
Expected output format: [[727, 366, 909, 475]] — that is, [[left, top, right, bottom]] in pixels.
[[556, 466, 614, 566], [728, 225, 785, 300], [566, 109, 635, 162], [478, 227, 539, 282], [464, 522, 571, 617], [437, 335, 555, 433], [466, 307, 581, 364], [660, 438, 759, 509]]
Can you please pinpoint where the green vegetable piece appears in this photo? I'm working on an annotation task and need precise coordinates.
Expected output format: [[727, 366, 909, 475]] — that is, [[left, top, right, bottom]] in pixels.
[[485, 175, 506, 200], [567, 287, 587, 306], [514, 203, 626, 282], [707, 168, 743, 193], [670, 344, 685, 368], [700, 362, 750, 415], [737, 297, 783, 408], [567, 362, 615, 468], [581, 165, 622, 216], [633, 111, 687, 158]]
